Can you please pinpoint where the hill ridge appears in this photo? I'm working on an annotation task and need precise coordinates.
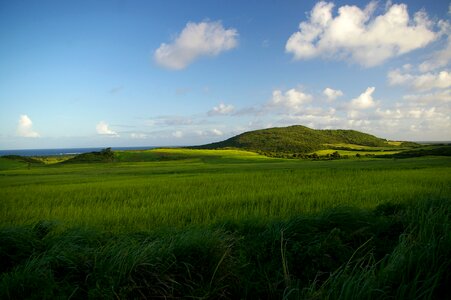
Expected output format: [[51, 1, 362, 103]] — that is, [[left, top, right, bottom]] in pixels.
[[192, 125, 404, 154]]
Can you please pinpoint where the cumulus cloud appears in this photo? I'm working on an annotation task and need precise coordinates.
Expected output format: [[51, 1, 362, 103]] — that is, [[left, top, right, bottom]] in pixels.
[[172, 130, 183, 138], [388, 69, 451, 91], [208, 103, 235, 116], [154, 21, 238, 70], [269, 88, 312, 111], [286, 1, 438, 67], [17, 115, 40, 138], [211, 128, 223, 136], [403, 89, 451, 103], [96, 121, 118, 136], [350, 87, 377, 109], [277, 108, 341, 129], [375, 107, 404, 119], [323, 87, 343, 101]]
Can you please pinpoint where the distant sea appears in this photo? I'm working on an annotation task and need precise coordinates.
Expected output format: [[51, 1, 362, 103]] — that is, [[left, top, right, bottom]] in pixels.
[[0, 147, 158, 157]]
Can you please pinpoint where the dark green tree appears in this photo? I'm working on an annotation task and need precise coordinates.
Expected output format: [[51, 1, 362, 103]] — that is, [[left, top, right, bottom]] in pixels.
[[331, 151, 341, 159]]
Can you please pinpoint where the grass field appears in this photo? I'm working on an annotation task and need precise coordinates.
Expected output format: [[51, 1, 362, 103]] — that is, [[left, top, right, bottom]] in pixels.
[[0, 149, 450, 298], [1, 150, 450, 230]]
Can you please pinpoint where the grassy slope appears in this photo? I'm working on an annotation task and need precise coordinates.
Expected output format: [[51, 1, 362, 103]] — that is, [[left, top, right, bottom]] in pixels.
[[1, 149, 450, 230], [114, 148, 270, 162], [193, 125, 407, 154], [0, 150, 450, 299]]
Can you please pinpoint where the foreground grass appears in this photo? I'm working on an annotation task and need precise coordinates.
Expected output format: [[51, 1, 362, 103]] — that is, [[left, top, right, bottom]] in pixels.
[[0, 151, 450, 298], [0, 199, 449, 299]]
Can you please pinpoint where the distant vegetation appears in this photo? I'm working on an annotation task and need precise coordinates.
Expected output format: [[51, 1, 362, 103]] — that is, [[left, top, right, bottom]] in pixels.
[[189, 125, 451, 160], [381, 145, 451, 158], [193, 125, 416, 154], [63, 147, 115, 163], [1, 155, 43, 165]]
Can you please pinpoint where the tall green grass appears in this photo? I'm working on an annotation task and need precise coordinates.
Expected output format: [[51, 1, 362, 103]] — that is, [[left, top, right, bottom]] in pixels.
[[0, 152, 450, 298], [0, 199, 449, 299], [1, 155, 450, 231]]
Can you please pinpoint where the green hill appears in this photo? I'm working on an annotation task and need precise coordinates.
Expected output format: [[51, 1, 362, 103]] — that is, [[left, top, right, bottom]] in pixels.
[[1, 155, 44, 165], [192, 125, 408, 154], [63, 148, 115, 163]]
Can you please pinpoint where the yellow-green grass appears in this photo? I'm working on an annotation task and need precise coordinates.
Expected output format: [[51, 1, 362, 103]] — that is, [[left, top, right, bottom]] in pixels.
[[114, 148, 271, 163], [323, 143, 382, 150], [152, 148, 270, 159], [33, 155, 75, 164], [1, 152, 450, 232], [314, 149, 401, 156], [323, 142, 405, 151], [387, 141, 403, 146]]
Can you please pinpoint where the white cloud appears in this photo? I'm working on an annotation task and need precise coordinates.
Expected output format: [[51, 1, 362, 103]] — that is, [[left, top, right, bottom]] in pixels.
[[388, 69, 451, 91], [350, 87, 376, 109], [348, 102, 451, 140], [323, 87, 343, 101], [172, 130, 183, 138], [278, 109, 341, 129], [269, 88, 312, 110], [412, 71, 451, 90], [147, 116, 193, 126], [130, 133, 147, 139], [96, 121, 118, 136], [375, 108, 404, 122], [211, 128, 223, 136], [403, 89, 451, 103], [387, 69, 412, 86], [208, 102, 235, 116], [214, 84, 450, 140], [154, 21, 238, 70], [419, 36, 451, 72], [17, 115, 40, 138], [196, 128, 224, 137], [286, 1, 438, 67]]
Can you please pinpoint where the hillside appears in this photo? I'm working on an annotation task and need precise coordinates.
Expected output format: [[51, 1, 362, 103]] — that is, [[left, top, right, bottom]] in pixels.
[[193, 125, 409, 154], [63, 148, 115, 163]]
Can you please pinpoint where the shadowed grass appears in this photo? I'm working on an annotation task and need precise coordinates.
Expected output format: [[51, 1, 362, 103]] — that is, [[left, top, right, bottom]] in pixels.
[[0, 199, 449, 299]]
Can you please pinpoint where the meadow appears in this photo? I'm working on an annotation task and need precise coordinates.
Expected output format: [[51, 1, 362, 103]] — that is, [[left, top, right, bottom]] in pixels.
[[0, 149, 450, 299]]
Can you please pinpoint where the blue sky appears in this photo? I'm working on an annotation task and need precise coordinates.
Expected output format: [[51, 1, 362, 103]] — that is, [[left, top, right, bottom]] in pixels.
[[1, 0, 450, 149]]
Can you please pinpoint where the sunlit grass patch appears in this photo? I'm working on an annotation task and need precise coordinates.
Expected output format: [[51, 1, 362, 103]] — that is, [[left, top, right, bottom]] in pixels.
[[153, 148, 269, 158], [314, 149, 401, 157], [323, 143, 383, 150], [387, 141, 403, 146], [33, 156, 75, 164], [114, 148, 271, 163]]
